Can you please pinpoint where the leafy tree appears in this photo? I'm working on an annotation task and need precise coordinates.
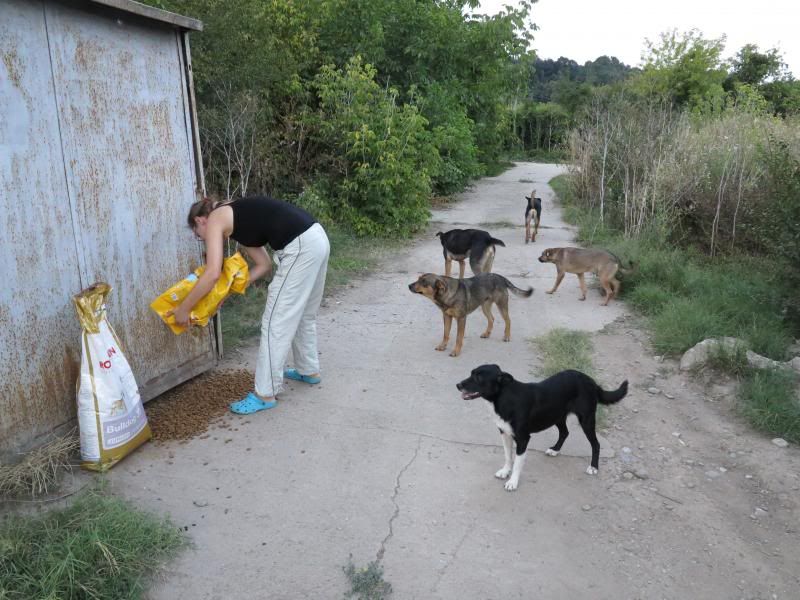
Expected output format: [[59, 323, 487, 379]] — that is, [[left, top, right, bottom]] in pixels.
[[309, 58, 436, 236], [760, 79, 800, 116], [584, 56, 634, 86], [633, 29, 727, 110], [724, 45, 800, 116], [726, 44, 786, 87]]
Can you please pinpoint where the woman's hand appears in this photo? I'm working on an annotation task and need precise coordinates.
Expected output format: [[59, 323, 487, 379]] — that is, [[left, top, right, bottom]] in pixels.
[[166, 305, 193, 328]]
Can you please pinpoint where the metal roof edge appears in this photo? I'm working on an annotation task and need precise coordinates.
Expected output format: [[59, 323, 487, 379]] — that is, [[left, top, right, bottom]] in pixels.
[[88, 0, 203, 31]]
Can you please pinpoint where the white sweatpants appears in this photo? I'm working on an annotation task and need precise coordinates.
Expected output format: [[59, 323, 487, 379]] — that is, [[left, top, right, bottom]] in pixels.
[[254, 223, 330, 397]]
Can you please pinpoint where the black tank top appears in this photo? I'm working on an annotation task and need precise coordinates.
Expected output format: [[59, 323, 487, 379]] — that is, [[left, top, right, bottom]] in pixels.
[[228, 196, 316, 250]]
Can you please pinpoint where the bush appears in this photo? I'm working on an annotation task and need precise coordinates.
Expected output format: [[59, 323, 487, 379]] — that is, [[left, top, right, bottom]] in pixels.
[[420, 83, 482, 195], [310, 58, 435, 236]]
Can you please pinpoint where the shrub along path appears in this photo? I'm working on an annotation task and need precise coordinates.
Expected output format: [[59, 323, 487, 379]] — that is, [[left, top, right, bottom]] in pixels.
[[104, 163, 799, 599]]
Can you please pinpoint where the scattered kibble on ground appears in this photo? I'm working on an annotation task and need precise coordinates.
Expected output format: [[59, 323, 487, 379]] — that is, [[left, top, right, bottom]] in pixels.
[[145, 369, 254, 442]]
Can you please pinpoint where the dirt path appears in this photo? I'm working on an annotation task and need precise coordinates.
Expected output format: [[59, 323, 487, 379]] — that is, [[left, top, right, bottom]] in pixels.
[[110, 163, 799, 599]]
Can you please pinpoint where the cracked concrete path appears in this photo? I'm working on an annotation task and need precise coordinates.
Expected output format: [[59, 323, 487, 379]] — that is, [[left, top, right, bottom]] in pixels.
[[104, 163, 800, 599]]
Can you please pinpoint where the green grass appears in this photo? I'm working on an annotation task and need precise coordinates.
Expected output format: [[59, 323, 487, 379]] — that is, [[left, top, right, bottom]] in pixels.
[[324, 227, 397, 290], [532, 328, 594, 378], [221, 226, 397, 349], [343, 558, 392, 599], [704, 342, 750, 376], [548, 174, 795, 361], [0, 487, 186, 599], [737, 368, 800, 444], [220, 282, 268, 347], [532, 328, 613, 426], [549, 172, 800, 441]]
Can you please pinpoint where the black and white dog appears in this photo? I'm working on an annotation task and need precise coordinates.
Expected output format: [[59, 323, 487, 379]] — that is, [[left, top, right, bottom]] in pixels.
[[435, 228, 505, 279], [524, 190, 542, 243], [457, 365, 628, 491]]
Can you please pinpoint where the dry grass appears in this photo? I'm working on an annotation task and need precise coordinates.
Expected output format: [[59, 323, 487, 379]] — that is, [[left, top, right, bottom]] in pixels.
[[0, 432, 79, 498]]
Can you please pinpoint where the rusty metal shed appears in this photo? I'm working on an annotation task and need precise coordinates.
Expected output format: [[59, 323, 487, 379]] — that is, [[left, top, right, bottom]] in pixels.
[[0, 0, 213, 458]]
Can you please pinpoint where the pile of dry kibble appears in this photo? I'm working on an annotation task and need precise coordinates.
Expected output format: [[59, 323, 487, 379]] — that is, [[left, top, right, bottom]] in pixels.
[[145, 369, 254, 443]]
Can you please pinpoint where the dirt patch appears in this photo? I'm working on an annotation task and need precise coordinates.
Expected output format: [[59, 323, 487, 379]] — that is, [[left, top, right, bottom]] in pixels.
[[145, 370, 253, 443]]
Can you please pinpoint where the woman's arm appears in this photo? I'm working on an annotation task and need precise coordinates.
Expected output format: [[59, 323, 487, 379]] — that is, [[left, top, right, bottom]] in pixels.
[[241, 246, 273, 283], [170, 217, 226, 327]]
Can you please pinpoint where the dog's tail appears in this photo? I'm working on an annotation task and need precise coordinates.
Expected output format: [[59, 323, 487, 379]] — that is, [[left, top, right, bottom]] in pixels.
[[489, 237, 506, 247], [501, 276, 534, 298], [597, 380, 628, 405], [435, 232, 443, 239]]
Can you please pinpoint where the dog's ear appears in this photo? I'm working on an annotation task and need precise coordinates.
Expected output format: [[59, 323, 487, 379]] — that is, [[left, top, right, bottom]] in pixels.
[[434, 278, 446, 292], [525, 196, 531, 201], [498, 372, 514, 385], [435, 232, 443, 238]]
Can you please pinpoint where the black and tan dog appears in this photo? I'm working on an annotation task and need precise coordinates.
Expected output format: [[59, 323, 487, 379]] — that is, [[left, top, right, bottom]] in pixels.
[[408, 273, 533, 357], [524, 190, 542, 243], [436, 229, 506, 279], [457, 364, 628, 490], [538, 247, 634, 306]]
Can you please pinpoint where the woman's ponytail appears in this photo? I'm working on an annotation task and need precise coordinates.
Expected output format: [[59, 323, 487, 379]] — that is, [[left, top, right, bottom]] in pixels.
[[186, 196, 218, 228]]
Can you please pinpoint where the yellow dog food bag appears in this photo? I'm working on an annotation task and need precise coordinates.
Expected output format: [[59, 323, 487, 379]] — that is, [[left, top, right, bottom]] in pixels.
[[74, 283, 152, 471], [150, 252, 249, 334]]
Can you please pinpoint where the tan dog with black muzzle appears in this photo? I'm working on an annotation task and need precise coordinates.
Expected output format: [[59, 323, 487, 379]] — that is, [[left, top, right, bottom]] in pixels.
[[408, 273, 533, 356]]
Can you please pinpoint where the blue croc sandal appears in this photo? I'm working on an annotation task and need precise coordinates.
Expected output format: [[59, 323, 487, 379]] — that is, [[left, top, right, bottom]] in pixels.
[[284, 368, 321, 385], [230, 392, 277, 415]]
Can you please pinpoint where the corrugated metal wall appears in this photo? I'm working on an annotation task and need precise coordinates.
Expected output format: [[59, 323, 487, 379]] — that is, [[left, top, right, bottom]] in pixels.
[[0, 0, 214, 456]]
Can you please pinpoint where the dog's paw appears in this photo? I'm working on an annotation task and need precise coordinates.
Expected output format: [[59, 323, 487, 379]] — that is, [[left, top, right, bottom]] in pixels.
[[502, 335, 510, 342], [435, 344, 447, 352], [586, 466, 598, 475], [495, 467, 511, 479], [545, 290, 554, 295], [449, 350, 461, 357], [480, 332, 491, 338], [545, 448, 559, 457], [504, 479, 519, 491], [579, 296, 586, 301]]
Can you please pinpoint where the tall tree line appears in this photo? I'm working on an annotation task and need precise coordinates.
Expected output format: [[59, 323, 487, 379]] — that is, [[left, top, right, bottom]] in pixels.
[[146, 0, 536, 235]]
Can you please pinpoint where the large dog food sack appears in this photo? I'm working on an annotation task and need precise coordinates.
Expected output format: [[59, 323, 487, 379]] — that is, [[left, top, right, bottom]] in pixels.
[[74, 283, 151, 471], [150, 252, 249, 335]]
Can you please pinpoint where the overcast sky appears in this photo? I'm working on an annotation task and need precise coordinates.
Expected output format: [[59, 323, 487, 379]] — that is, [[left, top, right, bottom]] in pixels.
[[478, 0, 799, 75]]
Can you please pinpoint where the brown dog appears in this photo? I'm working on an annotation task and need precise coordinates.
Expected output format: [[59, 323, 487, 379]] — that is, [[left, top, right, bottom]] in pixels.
[[408, 273, 533, 357], [538, 247, 634, 305]]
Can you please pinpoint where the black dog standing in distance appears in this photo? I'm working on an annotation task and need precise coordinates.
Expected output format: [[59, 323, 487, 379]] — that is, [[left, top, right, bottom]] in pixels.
[[524, 192, 542, 244], [436, 229, 506, 279], [457, 365, 628, 491]]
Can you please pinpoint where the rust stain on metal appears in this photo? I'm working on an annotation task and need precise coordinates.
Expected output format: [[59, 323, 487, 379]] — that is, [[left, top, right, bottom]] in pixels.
[[73, 38, 101, 70], [1, 48, 22, 89], [1, 0, 209, 454]]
